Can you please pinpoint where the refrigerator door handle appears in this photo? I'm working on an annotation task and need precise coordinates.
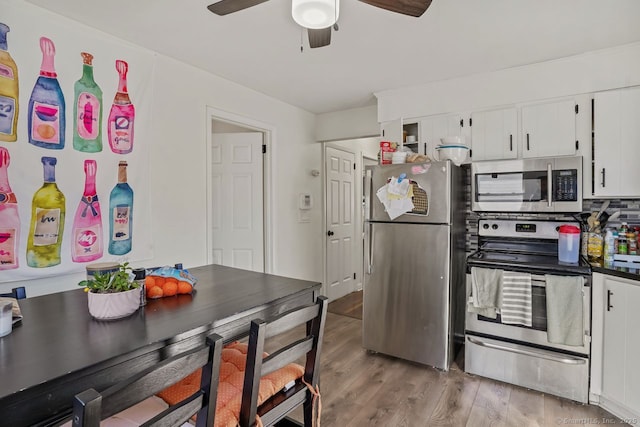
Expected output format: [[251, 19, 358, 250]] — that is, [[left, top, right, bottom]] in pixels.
[[367, 223, 374, 274]]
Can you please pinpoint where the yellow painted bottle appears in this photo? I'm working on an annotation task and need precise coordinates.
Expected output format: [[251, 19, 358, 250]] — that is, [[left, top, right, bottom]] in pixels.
[[27, 157, 66, 268], [0, 23, 19, 142]]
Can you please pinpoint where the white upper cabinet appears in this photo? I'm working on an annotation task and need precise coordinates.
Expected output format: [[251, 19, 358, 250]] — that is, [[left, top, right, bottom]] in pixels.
[[380, 118, 403, 144], [419, 113, 466, 161], [593, 86, 640, 198], [521, 98, 577, 158], [470, 107, 518, 161]]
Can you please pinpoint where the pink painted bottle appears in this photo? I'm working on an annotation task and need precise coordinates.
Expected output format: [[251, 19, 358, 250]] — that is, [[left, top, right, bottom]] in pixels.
[[107, 60, 135, 154], [0, 147, 20, 270], [71, 160, 103, 262]]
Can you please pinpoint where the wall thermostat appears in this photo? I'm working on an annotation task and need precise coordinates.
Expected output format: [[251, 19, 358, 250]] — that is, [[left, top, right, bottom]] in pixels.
[[299, 193, 312, 210]]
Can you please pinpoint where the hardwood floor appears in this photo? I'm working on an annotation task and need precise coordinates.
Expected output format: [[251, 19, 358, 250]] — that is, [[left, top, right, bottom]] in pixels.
[[268, 311, 626, 426], [327, 290, 363, 320]]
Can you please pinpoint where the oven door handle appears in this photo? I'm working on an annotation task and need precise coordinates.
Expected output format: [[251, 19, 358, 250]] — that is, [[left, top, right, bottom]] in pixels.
[[547, 162, 553, 208], [467, 336, 586, 365]]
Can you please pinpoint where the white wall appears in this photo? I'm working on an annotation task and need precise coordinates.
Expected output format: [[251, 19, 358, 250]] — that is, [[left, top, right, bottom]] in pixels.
[[0, 1, 322, 296], [376, 41, 640, 122], [316, 104, 379, 142]]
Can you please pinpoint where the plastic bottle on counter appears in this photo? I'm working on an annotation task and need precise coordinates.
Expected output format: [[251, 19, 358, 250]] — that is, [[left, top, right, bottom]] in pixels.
[[587, 221, 604, 262], [618, 230, 628, 255], [628, 231, 637, 255], [604, 228, 615, 264]]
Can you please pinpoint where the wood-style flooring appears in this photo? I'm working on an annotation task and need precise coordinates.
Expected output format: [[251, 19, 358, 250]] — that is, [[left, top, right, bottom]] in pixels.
[[269, 295, 626, 426]]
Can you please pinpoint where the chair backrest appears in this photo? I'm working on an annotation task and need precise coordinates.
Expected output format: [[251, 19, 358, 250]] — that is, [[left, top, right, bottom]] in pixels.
[[0, 287, 26, 299], [72, 332, 223, 427], [239, 296, 328, 427]]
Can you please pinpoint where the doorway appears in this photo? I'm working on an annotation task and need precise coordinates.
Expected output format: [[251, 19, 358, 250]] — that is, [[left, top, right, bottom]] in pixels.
[[206, 107, 274, 273]]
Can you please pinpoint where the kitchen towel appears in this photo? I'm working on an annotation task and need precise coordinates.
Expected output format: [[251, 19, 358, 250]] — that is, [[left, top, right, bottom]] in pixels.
[[546, 275, 584, 346], [468, 267, 503, 319], [500, 271, 532, 327]]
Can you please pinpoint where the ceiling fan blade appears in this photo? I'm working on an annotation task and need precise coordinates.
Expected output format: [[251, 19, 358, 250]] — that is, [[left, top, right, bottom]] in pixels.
[[308, 27, 331, 49], [207, 0, 270, 16], [358, 0, 432, 17]]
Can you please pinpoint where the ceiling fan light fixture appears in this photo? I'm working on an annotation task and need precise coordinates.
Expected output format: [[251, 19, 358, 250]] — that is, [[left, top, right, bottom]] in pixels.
[[292, 0, 339, 29]]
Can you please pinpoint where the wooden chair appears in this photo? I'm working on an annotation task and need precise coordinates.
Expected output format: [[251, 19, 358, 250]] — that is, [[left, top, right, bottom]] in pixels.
[[71, 332, 223, 427], [239, 296, 328, 427], [0, 286, 26, 299]]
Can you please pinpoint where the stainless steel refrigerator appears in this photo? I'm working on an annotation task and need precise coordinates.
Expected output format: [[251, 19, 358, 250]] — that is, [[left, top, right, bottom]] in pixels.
[[363, 161, 465, 370]]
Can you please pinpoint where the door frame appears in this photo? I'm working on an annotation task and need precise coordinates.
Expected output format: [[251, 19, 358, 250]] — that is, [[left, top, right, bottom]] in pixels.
[[205, 106, 275, 274]]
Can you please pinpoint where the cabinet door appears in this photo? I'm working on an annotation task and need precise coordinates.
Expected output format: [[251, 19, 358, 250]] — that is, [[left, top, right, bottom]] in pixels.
[[380, 118, 403, 143], [601, 277, 627, 404], [602, 275, 640, 414], [594, 87, 640, 198], [521, 99, 576, 158], [420, 114, 464, 161], [470, 107, 517, 161]]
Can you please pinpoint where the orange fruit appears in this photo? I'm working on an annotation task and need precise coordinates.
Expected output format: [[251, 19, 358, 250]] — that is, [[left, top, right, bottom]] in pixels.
[[147, 286, 164, 299], [145, 276, 156, 288], [153, 276, 166, 287], [163, 281, 178, 297], [177, 281, 193, 294]]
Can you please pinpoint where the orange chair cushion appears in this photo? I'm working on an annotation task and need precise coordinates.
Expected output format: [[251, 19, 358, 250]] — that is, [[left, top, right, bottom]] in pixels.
[[157, 341, 304, 427]]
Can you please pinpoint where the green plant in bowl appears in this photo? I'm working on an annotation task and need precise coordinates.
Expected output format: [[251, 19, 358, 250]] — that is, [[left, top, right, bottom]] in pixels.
[[79, 262, 138, 294]]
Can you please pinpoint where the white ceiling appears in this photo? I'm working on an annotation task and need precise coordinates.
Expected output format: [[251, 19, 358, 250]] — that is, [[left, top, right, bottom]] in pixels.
[[25, 0, 640, 114]]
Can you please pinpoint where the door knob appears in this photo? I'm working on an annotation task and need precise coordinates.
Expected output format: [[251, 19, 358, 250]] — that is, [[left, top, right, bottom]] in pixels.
[[327, 230, 334, 236]]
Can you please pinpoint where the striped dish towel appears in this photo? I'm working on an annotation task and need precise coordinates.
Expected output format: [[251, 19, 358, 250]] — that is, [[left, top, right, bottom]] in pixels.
[[500, 271, 532, 327]]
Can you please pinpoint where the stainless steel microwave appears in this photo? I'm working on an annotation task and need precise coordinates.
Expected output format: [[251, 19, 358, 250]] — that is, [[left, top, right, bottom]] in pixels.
[[471, 156, 582, 213]]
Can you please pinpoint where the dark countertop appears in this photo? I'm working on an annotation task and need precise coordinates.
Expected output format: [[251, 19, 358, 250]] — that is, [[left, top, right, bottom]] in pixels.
[[591, 261, 640, 282], [0, 264, 320, 426]]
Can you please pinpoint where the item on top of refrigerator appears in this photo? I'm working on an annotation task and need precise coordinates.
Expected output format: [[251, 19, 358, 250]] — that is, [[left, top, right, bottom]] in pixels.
[[379, 141, 397, 165]]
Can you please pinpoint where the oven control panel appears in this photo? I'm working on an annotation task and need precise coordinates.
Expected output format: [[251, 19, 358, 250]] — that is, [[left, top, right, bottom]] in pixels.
[[478, 219, 580, 239]]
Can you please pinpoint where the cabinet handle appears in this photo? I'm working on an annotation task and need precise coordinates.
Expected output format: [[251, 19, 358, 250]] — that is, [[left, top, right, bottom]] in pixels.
[[526, 133, 530, 150], [601, 168, 606, 188], [607, 290, 613, 311], [509, 134, 513, 151]]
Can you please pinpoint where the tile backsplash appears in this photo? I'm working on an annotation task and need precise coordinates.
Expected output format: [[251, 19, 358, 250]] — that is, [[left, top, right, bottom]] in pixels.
[[463, 165, 640, 253]]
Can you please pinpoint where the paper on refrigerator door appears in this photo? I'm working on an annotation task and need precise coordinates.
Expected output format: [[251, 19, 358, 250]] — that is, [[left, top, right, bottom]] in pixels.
[[376, 182, 414, 220]]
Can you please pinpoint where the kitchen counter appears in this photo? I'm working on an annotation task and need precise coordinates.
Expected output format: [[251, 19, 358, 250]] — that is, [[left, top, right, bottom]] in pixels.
[[591, 261, 640, 282]]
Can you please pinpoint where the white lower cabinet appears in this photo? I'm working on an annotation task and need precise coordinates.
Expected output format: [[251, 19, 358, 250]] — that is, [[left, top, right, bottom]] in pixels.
[[591, 272, 640, 420]]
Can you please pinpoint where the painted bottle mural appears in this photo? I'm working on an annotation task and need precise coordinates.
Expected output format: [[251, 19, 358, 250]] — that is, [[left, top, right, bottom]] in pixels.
[[0, 148, 20, 270], [108, 161, 133, 255], [107, 60, 135, 154], [73, 52, 103, 152], [27, 157, 65, 268], [28, 37, 65, 150], [0, 23, 19, 142], [71, 160, 103, 262]]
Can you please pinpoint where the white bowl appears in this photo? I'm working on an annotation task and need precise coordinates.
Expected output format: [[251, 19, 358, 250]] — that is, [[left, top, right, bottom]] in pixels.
[[434, 145, 469, 166], [440, 136, 466, 146]]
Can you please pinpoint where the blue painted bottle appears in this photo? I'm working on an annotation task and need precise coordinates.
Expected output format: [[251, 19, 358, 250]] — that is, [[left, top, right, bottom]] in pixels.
[[108, 161, 133, 255], [28, 37, 65, 150]]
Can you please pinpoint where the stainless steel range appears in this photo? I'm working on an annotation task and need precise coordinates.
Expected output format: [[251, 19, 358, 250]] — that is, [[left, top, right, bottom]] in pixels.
[[465, 219, 592, 403]]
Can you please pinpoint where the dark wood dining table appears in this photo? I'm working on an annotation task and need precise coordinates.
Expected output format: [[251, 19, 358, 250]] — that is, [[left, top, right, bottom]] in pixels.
[[0, 264, 321, 426]]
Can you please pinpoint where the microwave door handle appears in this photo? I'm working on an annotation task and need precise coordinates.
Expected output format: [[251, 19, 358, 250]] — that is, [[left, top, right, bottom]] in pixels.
[[547, 163, 553, 208]]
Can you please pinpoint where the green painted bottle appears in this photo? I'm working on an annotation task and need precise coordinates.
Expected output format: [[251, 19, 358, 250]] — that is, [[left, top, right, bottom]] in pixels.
[[26, 157, 66, 268], [73, 52, 103, 152]]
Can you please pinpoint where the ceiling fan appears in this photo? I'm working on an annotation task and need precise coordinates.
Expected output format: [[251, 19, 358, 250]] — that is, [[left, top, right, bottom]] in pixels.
[[207, 0, 433, 48]]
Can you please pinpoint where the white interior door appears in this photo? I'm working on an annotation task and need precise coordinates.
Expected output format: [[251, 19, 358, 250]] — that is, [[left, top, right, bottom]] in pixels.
[[210, 132, 264, 271], [325, 146, 356, 301]]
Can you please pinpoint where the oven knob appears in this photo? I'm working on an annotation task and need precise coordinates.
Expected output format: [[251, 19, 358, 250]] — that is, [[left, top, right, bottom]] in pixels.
[[492, 224, 499, 230], [483, 224, 489, 230]]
